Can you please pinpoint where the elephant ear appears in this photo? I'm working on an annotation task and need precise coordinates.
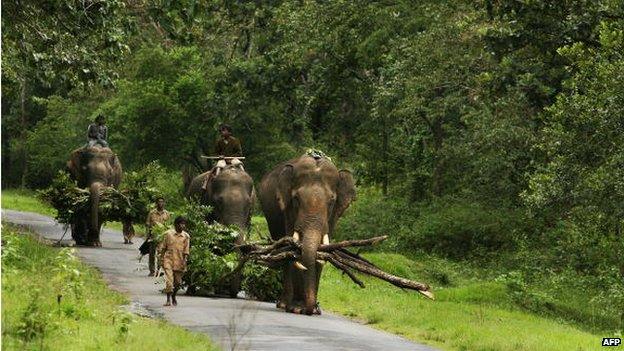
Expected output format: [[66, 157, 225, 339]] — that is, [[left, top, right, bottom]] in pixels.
[[276, 164, 294, 211], [108, 154, 123, 187], [66, 151, 82, 183], [329, 169, 356, 233]]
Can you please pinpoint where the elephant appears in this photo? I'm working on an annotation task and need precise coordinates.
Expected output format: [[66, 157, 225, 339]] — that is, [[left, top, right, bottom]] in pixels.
[[66, 147, 122, 246], [186, 162, 255, 296], [259, 153, 356, 315]]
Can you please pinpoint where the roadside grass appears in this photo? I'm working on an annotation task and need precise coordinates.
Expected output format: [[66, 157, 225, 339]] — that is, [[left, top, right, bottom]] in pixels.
[[1, 188, 145, 236], [1, 223, 217, 351], [318, 253, 602, 351], [1, 188, 55, 216]]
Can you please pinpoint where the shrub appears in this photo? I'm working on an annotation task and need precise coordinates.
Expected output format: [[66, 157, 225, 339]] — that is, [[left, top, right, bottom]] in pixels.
[[400, 197, 525, 259], [241, 264, 282, 302], [181, 201, 282, 300]]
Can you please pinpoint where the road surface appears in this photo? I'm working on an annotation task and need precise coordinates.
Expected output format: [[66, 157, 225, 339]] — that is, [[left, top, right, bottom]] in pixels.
[[2, 209, 437, 351]]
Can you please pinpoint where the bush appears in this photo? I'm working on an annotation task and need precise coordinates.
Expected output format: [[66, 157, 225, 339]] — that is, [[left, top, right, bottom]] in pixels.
[[241, 264, 282, 302], [181, 201, 282, 300], [404, 198, 525, 259], [336, 189, 527, 259], [333, 187, 415, 245], [24, 96, 97, 188]]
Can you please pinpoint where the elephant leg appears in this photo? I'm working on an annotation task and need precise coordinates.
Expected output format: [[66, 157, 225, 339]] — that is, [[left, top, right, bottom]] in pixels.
[[228, 249, 243, 297], [286, 265, 307, 313], [71, 217, 89, 246], [277, 265, 294, 310]]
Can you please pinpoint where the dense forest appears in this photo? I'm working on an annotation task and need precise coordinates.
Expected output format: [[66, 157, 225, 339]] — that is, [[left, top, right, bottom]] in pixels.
[[2, 0, 623, 333]]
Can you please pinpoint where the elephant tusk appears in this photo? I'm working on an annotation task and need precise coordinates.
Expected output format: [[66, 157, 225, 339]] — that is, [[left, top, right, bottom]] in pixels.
[[292, 231, 300, 242], [316, 259, 326, 265], [322, 234, 329, 245], [294, 261, 308, 271]]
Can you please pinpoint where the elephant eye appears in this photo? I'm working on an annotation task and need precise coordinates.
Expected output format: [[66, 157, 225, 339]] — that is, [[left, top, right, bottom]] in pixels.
[[292, 195, 299, 208]]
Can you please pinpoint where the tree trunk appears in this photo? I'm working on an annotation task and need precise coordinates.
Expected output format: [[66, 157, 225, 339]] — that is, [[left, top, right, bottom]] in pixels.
[[381, 114, 388, 196], [19, 78, 28, 188]]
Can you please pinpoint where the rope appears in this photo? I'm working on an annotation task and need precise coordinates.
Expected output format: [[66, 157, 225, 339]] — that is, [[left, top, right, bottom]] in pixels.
[[55, 224, 70, 246]]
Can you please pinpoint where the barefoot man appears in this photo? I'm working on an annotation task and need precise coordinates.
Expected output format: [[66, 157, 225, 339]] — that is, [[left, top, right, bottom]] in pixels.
[[159, 216, 190, 306]]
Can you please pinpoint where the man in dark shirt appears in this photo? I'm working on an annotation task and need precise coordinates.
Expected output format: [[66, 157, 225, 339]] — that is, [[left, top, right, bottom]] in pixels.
[[202, 124, 243, 190], [87, 114, 109, 148], [214, 124, 243, 169], [215, 124, 242, 158]]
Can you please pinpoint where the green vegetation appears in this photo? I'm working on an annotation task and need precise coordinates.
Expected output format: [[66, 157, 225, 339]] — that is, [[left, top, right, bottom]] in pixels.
[[2, 1, 624, 349], [320, 259, 599, 351], [247, 215, 616, 350], [1, 189, 138, 235], [1, 189, 54, 216], [1, 223, 217, 351]]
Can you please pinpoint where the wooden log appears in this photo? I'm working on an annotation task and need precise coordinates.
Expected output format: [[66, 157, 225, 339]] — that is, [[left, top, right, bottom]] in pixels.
[[329, 252, 434, 299], [318, 252, 365, 288], [318, 236, 388, 251], [335, 249, 378, 269], [237, 236, 298, 255]]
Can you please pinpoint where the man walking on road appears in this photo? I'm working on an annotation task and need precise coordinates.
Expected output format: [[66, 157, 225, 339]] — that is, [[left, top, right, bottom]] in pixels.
[[145, 197, 171, 276], [159, 216, 190, 307]]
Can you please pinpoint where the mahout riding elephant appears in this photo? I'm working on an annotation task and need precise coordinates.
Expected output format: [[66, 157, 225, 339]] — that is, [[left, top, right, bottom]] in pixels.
[[186, 162, 255, 296], [259, 153, 356, 315], [66, 147, 122, 246]]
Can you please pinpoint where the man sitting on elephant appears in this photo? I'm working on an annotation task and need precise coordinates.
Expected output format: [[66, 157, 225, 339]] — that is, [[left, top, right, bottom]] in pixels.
[[86, 114, 109, 148], [202, 124, 244, 190], [214, 123, 242, 162]]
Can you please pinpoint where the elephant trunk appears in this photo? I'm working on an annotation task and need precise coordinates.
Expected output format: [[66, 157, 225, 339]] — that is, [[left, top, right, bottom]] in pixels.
[[89, 182, 103, 245], [221, 202, 250, 245], [301, 230, 322, 315]]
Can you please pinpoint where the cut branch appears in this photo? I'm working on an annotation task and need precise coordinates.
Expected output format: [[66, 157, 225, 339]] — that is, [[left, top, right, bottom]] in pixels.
[[318, 235, 388, 251], [236, 235, 434, 300]]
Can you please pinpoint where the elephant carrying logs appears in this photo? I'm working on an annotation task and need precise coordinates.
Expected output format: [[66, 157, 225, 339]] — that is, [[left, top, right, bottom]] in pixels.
[[66, 147, 122, 246], [186, 161, 255, 296], [259, 153, 356, 315]]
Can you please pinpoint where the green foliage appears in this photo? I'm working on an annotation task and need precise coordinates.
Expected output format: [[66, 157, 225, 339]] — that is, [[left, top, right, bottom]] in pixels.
[[52, 248, 85, 301], [38, 162, 165, 225], [107, 161, 166, 222], [241, 264, 282, 302], [2, 0, 133, 89], [1, 224, 218, 351], [17, 292, 53, 344], [181, 201, 239, 292], [23, 95, 98, 188], [404, 198, 526, 259], [181, 201, 281, 300], [37, 171, 90, 225]]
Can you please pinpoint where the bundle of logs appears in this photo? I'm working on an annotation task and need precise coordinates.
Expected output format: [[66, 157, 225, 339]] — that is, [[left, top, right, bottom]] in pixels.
[[235, 235, 434, 300]]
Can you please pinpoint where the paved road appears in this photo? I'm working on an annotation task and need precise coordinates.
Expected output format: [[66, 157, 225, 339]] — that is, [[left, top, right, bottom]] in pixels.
[[2, 209, 437, 351]]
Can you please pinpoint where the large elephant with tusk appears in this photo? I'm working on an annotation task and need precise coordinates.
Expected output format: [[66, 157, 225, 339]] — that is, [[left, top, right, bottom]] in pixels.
[[259, 153, 356, 315], [67, 147, 122, 246]]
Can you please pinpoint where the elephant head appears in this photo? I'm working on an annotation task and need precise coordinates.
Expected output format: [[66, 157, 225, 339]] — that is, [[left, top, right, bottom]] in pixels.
[[205, 164, 255, 243], [187, 164, 255, 243], [67, 147, 122, 246], [261, 155, 356, 315]]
